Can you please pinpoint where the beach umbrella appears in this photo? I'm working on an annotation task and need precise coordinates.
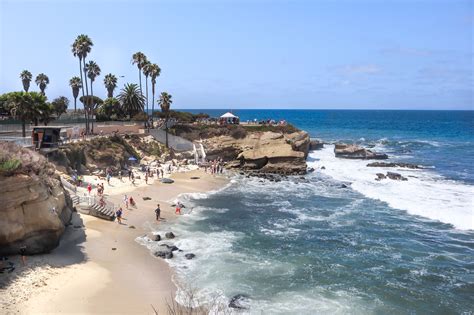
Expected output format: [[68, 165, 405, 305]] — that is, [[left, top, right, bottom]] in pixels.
[[128, 157, 138, 161]]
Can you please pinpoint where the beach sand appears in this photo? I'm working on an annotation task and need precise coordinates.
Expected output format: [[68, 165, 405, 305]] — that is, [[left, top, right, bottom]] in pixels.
[[0, 169, 228, 315]]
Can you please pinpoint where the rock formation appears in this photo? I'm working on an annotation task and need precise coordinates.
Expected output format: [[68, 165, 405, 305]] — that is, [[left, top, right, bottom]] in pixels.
[[334, 143, 388, 160], [203, 131, 310, 175], [367, 162, 423, 169], [0, 142, 73, 255]]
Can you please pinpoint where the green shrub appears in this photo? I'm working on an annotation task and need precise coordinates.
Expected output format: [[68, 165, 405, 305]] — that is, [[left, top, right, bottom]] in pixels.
[[0, 159, 21, 175]]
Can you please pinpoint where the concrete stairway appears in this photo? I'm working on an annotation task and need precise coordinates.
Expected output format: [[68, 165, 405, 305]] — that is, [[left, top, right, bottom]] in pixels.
[[89, 203, 115, 221]]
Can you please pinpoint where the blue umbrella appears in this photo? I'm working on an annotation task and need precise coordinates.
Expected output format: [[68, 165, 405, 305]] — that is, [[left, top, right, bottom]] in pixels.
[[128, 157, 137, 161]]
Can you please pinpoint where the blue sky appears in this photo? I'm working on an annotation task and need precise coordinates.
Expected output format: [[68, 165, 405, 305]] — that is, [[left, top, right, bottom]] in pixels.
[[0, 0, 472, 109]]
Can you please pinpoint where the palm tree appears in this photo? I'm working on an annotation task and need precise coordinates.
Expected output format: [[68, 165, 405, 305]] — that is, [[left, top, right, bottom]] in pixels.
[[158, 92, 172, 148], [131, 52, 147, 94], [72, 34, 93, 132], [104, 73, 118, 98], [4, 92, 46, 137], [85, 60, 101, 133], [148, 63, 161, 127], [117, 83, 145, 119], [20, 70, 33, 92], [142, 61, 151, 115], [69, 76, 82, 112], [35, 73, 49, 95]]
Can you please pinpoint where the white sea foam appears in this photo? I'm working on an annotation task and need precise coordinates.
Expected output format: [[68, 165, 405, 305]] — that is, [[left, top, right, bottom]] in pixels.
[[308, 145, 474, 230]]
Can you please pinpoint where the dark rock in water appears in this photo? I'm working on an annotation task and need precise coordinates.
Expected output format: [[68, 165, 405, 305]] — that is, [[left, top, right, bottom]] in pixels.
[[299, 176, 306, 180], [161, 244, 179, 251], [309, 139, 324, 150], [229, 294, 250, 310], [386, 172, 408, 181], [341, 184, 349, 188], [321, 166, 326, 170], [307, 167, 315, 173], [154, 250, 173, 259], [185, 253, 196, 260], [148, 233, 161, 241], [165, 232, 175, 239], [375, 173, 386, 181], [335, 143, 388, 160], [367, 162, 423, 169]]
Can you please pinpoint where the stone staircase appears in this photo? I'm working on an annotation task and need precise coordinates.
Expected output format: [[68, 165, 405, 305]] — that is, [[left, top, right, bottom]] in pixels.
[[89, 203, 115, 221]]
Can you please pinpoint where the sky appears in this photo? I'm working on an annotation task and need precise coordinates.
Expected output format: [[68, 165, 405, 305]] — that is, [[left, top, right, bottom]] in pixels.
[[0, 0, 472, 110]]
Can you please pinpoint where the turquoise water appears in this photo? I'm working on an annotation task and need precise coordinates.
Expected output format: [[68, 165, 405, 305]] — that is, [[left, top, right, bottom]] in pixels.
[[143, 110, 474, 314]]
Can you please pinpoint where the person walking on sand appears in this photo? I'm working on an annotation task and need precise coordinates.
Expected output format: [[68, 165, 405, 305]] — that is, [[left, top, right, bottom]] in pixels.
[[87, 183, 92, 195], [128, 169, 132, 180], [155, 204, 161, 221], [160, 168, 164, 178], [115, 207, 123, 224], [123, 194, 129, 209], [145, 173, 148, 184]]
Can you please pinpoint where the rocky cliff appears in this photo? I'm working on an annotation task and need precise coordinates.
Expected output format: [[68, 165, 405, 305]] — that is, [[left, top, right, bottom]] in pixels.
[[0, 142, 73, 255], [203, 130, 311, 175]]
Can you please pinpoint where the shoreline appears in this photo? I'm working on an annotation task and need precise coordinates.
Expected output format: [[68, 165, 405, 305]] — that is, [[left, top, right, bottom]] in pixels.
[[1, 169, 229, 314]]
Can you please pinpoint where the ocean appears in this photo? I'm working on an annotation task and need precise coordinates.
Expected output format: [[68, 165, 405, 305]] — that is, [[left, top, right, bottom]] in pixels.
[[138, 110, 474, 314]]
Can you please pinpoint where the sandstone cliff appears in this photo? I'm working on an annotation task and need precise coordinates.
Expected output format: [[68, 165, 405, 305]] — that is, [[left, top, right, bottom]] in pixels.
[[203, 130, 311, 175], [0, 142, 73, 255]]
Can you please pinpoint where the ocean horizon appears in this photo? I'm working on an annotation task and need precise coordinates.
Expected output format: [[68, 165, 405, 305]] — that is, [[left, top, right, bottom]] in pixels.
[[141, 109, 474, 314]]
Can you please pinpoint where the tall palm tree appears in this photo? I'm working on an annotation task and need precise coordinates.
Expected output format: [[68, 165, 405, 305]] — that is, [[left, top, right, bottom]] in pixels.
[[69, 76, 82, 112], [142, 61, 151, 115], [35, 73, 49, 95], [117, 83, 145, 119], [131, 52, 147, 95], [85, 60, 101, 133], [103, 73, 118, 98], [72, 34, 93, 132], [20, 70, 33, 92], [158, 92, 172, 148], [148, 63, 161, 127]]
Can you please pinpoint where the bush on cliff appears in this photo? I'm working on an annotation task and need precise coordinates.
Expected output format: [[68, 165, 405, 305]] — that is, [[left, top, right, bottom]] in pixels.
[[0, 141, 56, 177]]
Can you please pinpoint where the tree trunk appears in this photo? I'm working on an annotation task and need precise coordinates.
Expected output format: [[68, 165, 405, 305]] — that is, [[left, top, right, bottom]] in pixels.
[[22, 120, 26, 138], [74, 97, 77, 112], [165, 113, 169, 148], [145, 76, 149, 132], [138, 69, 142, 95], [83, 58, 90, 133], [90, 82, 94, 134], [79, 58, 88, 134], [151, 88, 155, 128]]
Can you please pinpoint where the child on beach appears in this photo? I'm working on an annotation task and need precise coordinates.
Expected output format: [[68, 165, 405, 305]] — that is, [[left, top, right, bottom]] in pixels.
[[87, 183, 92, 195]]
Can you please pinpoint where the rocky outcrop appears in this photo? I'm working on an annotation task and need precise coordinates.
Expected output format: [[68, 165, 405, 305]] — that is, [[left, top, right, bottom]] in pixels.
[[309, 139, 324, 150], [0, 142, 73, 255], [367, 162, 423, 169], [204, 131, 310, 175], [334, 143, 388, 160], [375, 172, 408, 181]]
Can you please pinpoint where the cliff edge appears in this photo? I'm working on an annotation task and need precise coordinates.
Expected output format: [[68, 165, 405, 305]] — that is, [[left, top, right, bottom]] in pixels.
[[0, 142, 73, 255]]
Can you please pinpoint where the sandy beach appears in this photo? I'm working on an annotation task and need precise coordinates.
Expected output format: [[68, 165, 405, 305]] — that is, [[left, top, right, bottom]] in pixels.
[[0, 169, 228, 315]]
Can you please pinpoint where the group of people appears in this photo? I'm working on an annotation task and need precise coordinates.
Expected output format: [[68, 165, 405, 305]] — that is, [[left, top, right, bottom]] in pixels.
[[206, 158, 224, 174]]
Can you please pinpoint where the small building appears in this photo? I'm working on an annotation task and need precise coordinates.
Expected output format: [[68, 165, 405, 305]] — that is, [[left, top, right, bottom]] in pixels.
[[219, 112, 239, 125], [32, 126, 65, 150]]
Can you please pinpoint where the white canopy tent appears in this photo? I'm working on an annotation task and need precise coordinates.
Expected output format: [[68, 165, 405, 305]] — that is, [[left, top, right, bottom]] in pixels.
[[219, 112, 240, 124]]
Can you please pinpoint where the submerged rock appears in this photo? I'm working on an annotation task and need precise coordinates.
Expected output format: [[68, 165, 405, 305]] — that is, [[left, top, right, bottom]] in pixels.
[[387, 172, 408, 181], [367, 162, 423, 169], [334, 143, 388, 160], [154, 250, 173, 259], [229, 294, 251, 310], [185, 253, 196, 260], [148, 233, 161, 241], [165, 232, 175, 239]]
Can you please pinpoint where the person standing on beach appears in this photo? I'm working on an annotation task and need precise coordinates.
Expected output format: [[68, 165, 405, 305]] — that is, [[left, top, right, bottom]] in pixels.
[[155, 204, 161, 221], [160, 168, 164, 178], [115, 207, 123, 224], [87, 183, 92, 195], [128, 169, 132, 180], [19, 246, 27, 266], [145, 173, 148, 184], [123, 194, 128, 209]]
